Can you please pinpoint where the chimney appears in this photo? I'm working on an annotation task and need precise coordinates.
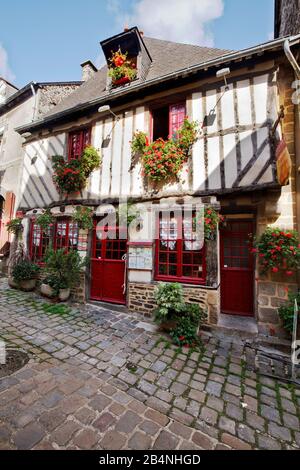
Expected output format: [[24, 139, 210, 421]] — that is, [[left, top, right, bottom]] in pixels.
[[80, 60, 98, 81], [139, 30, 144, 37]]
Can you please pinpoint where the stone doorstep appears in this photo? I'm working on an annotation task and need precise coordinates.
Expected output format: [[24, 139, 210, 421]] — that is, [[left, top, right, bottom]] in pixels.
[[203, 325, 292, 353]]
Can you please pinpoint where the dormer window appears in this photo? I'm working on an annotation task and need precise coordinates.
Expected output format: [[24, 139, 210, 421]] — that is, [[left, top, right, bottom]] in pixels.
[[108, 49, 137, 87], [68, 128, 91, 160], [101, 27, 152, 89]]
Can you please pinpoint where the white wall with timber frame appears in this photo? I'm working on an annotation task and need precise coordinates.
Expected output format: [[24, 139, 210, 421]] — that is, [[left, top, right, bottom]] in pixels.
[[19, 69, 279, 211]]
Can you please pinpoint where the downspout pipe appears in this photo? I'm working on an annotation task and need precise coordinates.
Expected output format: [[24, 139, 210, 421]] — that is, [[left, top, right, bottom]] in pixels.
[[284, 39, 300, 80], [30, 82, 38, 122]]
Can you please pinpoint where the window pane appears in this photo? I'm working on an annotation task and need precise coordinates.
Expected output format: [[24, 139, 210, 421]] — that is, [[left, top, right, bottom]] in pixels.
[[169, 265, 177, 276]]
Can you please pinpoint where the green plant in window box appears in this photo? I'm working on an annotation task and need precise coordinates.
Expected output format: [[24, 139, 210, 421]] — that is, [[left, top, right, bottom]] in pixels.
[[108, 49, 137, 86], [71, 206, 94, 230], [6, 218, 23, 236], [36, 209, 55, 231]]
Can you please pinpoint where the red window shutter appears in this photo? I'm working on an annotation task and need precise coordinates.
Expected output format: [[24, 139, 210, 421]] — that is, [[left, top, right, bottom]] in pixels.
[[68, 128, 91, 160], [169, 103, 186, 139], [0, 191, 15, 246], [83, 128, 91, 148]]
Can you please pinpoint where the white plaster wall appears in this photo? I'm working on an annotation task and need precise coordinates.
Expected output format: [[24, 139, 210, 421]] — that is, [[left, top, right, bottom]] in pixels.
[[0, 94, 35, 209]]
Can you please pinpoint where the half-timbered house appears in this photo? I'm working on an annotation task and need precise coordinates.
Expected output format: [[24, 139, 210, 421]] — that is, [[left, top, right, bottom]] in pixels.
[[15, 27, 300, 337]]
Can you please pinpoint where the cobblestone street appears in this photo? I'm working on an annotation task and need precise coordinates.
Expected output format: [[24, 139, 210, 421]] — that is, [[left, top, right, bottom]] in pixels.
[[0, 283, 299, 450]]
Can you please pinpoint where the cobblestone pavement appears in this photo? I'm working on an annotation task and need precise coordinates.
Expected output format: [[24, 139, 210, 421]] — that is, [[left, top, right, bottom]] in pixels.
[[0, 284, 299, 450]]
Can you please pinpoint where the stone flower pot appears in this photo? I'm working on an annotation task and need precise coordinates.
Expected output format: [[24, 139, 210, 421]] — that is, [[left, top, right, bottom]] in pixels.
[[8, 277, 36, 291], [19, 279, 37, 292], [40, 283, 54, 298], [58, 288, 70, 302], [8, 277, 18, 289], [40, 283, 70, 302]]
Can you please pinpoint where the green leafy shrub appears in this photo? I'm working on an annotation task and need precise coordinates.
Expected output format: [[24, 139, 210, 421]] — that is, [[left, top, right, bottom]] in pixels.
[[170, 303, 207, 349], [80, 146, 101, 178], [12, 260, 40, 282], [44, 248, 86, 295], [6, 218, 23, 236], [278, 290, 300, 334], [72, 206, 94, 230], [154, 282, 184, 323], [131, 131, 149, 155], [175, 117, 198, 151], [36, 209, 55, 230]]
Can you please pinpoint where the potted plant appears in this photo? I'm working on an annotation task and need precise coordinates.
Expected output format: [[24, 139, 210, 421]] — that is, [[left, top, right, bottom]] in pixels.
[[10, 260, 40, 291], [36, 209, 55, 230], [41, 248, 86, 301], [71, 206, 94, 230], [154, 282, 185, 331], [108, 49, 137, 86], [41, 274, 70, 301], [6, 218, 23, 238]]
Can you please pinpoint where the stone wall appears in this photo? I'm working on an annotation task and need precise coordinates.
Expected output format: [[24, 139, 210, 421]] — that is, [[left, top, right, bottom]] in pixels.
[[37, 84, 81, 117], [275, 0, 300, 37], [256, 64, 298, 336], [257, 278, 297, 337], [128, 281, 220, 325]]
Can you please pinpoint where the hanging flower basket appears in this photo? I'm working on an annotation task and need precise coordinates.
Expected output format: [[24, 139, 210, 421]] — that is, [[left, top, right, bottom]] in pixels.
[[251, 227, 300, 276], [130, 118, 199, 182], [52, 146, 101, 196], [195, 206, 224, 240]]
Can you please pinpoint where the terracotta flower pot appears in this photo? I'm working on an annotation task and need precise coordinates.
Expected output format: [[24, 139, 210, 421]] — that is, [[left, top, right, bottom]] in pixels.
[[113, 76, 130, 86]]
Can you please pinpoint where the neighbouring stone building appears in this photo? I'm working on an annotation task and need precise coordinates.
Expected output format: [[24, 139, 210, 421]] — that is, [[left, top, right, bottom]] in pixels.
[[12, 26, 300, 338], [0, 78, 82, 266], [275, 0, 300, 38]]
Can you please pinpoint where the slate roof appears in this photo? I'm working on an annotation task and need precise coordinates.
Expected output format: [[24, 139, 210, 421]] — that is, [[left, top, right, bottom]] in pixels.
[[44, 37, 231, 119]]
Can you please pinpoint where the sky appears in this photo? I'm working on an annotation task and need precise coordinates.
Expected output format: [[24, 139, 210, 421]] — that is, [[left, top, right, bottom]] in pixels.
[[0, 0, 275, 88]]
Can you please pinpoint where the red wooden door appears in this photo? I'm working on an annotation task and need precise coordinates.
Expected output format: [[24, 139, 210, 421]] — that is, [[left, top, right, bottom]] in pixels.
[[90, 224, 127, 304], [220, 220, 254, 316]]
